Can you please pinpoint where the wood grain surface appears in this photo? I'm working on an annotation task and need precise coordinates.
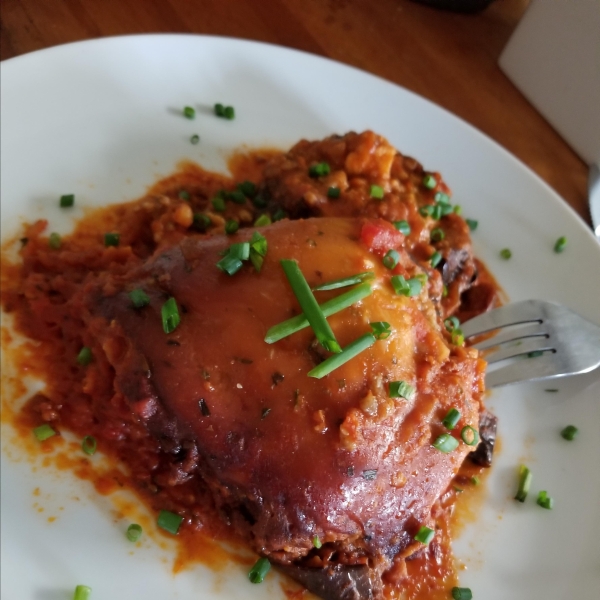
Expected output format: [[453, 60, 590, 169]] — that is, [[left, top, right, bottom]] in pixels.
[[1, 0, 591, 224]]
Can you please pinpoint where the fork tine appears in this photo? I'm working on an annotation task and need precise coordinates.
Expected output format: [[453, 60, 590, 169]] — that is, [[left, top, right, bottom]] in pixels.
[[484, 337, 553, 364], [486, 353, 562, 388], [461, 300, 543, 338], [472, 321, 546, 351]]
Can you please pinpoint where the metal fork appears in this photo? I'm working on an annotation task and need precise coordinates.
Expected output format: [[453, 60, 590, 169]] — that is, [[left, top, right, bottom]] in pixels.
[[461, 300, 600, 388]]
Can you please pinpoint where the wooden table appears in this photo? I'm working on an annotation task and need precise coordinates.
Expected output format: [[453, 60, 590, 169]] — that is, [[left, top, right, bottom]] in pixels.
[[1, 0, 591, 224]]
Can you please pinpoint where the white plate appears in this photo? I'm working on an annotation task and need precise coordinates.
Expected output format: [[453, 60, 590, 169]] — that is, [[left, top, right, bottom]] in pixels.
[[2, 35, 600, 600]]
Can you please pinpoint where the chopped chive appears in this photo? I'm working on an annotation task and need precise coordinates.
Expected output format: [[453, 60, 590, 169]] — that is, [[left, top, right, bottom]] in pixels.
[[249, 232, 268, 272], [226, 242, 250, 261], [308, 333, 376, 379], [129, 288, 150, 309], [370, 184, 384, 199], [560, 425, 578, 441], [33, 424, 56, 442], [104, 232, 120, 247], [383, 249, 400, 270], [389, 380, 415, 400], [49, 232, 62, 249], [238, 181, 257, 197], [500, 248, 512, 260], [514, 464, 532, 502], [190, 134, 200, 145], [461, 425, 479, 446], [434, 191, 450, 204], [471, 475, 480, 486], [214, 103, 225, 117], [265, 283, 372, 343], [252, 195, 268, 208], [193, 213, 212, 232], [419, 205, 434, 217], [554, 236, 567, 253], [312, 271, 375, 291], [536, 490, 554, 510], [453, 205, 462, 215], [451, 329, 465, 346], [254, 214, 272, 227], [225, 190, 246, 204], [281, 260, 341, 353], [422, 174, 437, 189], [544, 389, 559, 393], [178, 190, 191, 201], [391, 275, 422, 297], [440, 203, 454, 216], [451, 587, 473, 600], [312, 535, 322, 549], [77, 347, 93, 366], [81, 435, 97, 456], [126, 523, 142, 542], [217, 253, 243, 276], [248, 557, 271, 584], [393, 220, 411, 235], [272, 208, 287, 221], [60, 194, 74, 208], [430, 251, 442, 268], [161, 297, 180, 334], [432, 433, 459, 453], [414, 526, 435, 545], [183, 106, 195, 119], [327, 186, 341, 199], [212, 196, 226, 212], [430, 228, 445, 242], [223, 105, 235, 119], [444, 316, 460, 332], [157, 510, 183, 535], [527, 350, 544, 358], [370, 321, 392, 340], [431, 204, 443, 220], [309, 162, 331, 178], [466, 218, 478, 231], [442, 408, 461, 430], [73, 585, 92, 600], [225, 220, 239, 235], [442, 284, 448, 297]]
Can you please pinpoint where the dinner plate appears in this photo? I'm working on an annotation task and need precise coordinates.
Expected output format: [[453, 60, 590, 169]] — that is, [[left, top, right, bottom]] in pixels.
[[2, 35, 599, 600]]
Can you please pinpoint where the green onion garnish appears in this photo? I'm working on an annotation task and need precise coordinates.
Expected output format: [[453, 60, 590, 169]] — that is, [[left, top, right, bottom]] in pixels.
[[414, 525, 435, 545], [225, 190, 246, 204], [391, 275, 422, 297], [432, 433, 459, 453], [309, 162, 331, 178], [560, 425, 578, 441], [129, 288, 150, 308], [161, 297, 180, 334], [454, 205, 462, 215], [370, 184, 384, 199], [249, 232, 268, 272], [82, 435, 97, 455], [500, 248, 512, 260], [527, 350, 544, 358], [451, 587, 473, 600], [212, 196, 226, 212], [434, 191, 450, 204], [554, 236, 567, 253], [217, 253, 243, 276], [308, 333, 376, 379], [238, 181, 257, 197], [312, 271, 374, 291], [430, 251, 442, 267], [265, 283, 372, 343], [370, 321, 392, 340], [514, 464, 532, 502], [327, 186, 341, 199], [272, 208, 287, 221], [383, 249, 400, 270], [225, 220, 239, 235], [104, 232, 120, 247], [223, 106, 235, 119], [214, 103, 224, 116], [430, 228, 445, 242], [73, 585, 92, 600], [422, 174, 437, 189], [193, 213, 212, 232], [248, 557, 271, 584], [33, 424, 56, 441], [183, 106, 195, 119], [312, 535, 322, 549], [393, 220, 411, 235], [49, 233, 62, 249], [281, 260, 341, 353], [254, 214, 272, 227], [157, 509, 183, 535], [178, 190, 190, 201], [126, 523, 143, 542], [389, 380, 415, 400], [451, 329, 465, 346], [77, 347, 93, 366], [471, 475, 480, 486], [460, 425, 479, 446], [431, 204, 443, 220], [444, 316, 460, 332], [440, 203, 454, 216], [442, 408, 461, 430], [419, 205, 434, 217], [536, 490, 554, 510], [60, 194, 74, 208], [466, 218, 478, 231], [252, 195, 268, 208], [190, 134, 200, 145]]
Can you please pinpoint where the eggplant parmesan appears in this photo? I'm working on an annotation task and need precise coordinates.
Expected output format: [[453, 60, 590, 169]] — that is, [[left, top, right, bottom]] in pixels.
[[1, 131, 500, 599]]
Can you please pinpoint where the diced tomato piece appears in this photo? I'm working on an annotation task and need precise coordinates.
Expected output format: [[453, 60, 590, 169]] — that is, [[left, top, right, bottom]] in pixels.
[[360, 220, 404, 256]]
